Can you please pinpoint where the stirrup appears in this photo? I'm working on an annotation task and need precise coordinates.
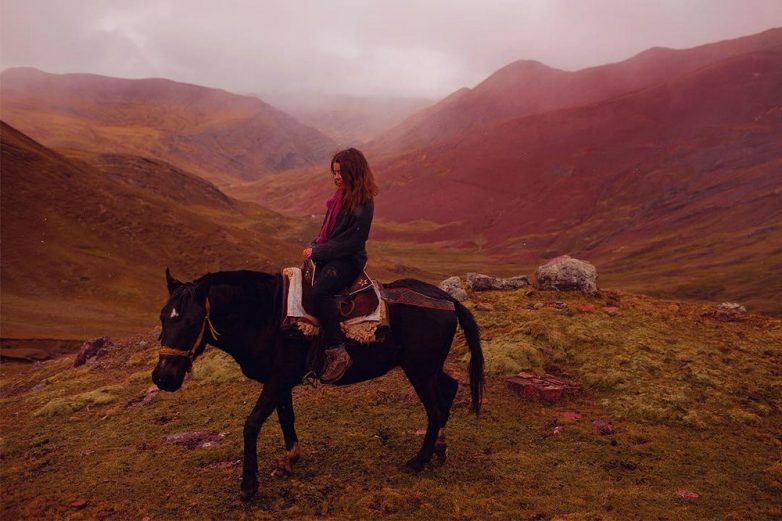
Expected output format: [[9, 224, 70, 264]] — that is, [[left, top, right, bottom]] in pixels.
[[302, 370, 320, 389]]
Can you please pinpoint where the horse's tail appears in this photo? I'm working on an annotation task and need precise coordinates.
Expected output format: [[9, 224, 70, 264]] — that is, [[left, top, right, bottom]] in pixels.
[[454, 300, 484, 415]]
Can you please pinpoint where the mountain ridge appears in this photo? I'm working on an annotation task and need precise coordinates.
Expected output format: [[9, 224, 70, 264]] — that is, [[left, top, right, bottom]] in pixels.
[[368, 27, 782, 157], [0, 67, 338, 185]]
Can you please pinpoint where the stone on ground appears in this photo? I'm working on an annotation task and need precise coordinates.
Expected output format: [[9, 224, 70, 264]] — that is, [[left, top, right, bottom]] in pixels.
[[707, 302, 747, 322], [535, 255, 598, 295], [439, 276, 468, 301], [163, 431, 229, 448], [506, 372, 580, 404], [466, 273, 529, 291], [73, 336, 113, 367]]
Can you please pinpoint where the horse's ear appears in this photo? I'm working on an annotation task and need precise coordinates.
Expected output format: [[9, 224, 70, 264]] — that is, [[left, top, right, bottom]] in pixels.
[[166, 267, 183, 294]]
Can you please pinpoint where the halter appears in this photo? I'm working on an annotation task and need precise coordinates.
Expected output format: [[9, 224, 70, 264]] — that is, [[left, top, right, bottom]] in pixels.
[[158, 297, 220, 370]]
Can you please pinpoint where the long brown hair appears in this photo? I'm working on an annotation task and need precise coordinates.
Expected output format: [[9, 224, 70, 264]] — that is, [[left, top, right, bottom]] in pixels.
[[331, 148, 378, 213]]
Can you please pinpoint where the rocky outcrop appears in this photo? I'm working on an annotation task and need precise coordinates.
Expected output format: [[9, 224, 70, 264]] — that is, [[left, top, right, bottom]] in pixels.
[[505, 372, 580, 404], [706, 302, 747, 322], [73, 336, 113, 367], [439, 276, 467, 301], [535, 255, 598, 295], [466, 273, 529, 291]]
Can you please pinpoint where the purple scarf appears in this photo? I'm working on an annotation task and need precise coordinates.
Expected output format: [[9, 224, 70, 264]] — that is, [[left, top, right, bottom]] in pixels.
[[314, 189, 344, 245]]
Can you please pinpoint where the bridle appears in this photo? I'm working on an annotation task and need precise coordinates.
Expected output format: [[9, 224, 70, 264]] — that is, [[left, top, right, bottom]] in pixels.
[[158, 297, 220, 370]]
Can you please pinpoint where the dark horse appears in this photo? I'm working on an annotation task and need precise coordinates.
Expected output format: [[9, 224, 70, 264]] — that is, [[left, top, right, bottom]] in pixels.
[[151, 269, 483, 500]]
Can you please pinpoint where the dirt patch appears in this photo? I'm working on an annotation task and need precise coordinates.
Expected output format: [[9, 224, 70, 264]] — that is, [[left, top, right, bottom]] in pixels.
[[0, 338, 83, 365]]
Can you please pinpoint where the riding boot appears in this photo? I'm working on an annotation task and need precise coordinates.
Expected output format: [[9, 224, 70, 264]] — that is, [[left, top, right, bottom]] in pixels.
[[320, 343, 352, 384]]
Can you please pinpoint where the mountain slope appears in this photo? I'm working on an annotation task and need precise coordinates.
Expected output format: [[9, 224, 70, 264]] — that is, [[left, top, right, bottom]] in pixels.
[[228, 49, 782, 315], [370, 27, 782, 157], [0, 122, 315, 338], [0, 68, 337, 184]]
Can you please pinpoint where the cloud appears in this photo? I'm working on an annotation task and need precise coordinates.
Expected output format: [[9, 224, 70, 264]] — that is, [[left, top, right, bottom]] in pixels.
[[2, 0, 781, 99]]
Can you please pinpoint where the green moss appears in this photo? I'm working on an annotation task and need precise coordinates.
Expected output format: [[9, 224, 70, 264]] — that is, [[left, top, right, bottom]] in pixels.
[[191, 349, 244, 385], [127, 348, 157, 367], [127, 370, 153, 384], [726, 408, 762, 425], [33, 385, 124, 417], [681, 409, 712, 430], [474, 337, 545, 376]]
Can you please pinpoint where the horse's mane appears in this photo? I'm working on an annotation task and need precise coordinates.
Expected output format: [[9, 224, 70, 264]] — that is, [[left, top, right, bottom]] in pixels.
[[191, 270, 282, 324], [195, 269, 279, 287]]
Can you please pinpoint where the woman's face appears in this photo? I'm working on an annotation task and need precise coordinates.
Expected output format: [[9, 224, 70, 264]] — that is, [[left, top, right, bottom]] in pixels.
[[332, 161, 343, 189]]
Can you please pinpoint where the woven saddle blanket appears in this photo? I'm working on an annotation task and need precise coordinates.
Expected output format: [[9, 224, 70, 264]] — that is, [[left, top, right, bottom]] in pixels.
[[281, 266, 387, 344], [281, 263, 456, 344]]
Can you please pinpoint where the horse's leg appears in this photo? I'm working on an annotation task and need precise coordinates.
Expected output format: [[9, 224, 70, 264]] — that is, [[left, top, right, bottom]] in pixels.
[[271, 387, 300, 478], [434, 371, 458, 461], [240, 379, 287, 501], [402, 372, 442, 472]]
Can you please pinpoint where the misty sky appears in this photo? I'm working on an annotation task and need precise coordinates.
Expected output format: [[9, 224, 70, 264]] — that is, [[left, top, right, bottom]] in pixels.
[[2, 0, 781, 100]]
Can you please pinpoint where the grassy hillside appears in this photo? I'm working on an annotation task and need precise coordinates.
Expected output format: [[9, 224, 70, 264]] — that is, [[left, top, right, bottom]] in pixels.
[[0, 122, 314, 341], [0, 68, 337, 185], [1, 288, 779, 520]]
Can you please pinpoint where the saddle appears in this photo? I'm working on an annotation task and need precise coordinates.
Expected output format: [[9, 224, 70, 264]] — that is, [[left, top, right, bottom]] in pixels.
[[281, 260, 456, 344], [300, 259, 380, 320], [282, 260, 386, 343]]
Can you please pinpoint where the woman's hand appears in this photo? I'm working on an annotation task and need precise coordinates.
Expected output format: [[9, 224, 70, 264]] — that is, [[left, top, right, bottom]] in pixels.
[[302, 247, 312, 259]]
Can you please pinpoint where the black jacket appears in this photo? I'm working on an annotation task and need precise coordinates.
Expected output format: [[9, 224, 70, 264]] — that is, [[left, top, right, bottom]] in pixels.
[[311, 199, 374, 267]]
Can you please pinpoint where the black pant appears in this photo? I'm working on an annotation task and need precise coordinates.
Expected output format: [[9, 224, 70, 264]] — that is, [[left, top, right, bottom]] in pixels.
[[312, 259, 362, 347]]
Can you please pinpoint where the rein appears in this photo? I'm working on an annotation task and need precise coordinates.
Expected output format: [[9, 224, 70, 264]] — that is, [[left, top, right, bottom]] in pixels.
[[158, 298, 220, 369]]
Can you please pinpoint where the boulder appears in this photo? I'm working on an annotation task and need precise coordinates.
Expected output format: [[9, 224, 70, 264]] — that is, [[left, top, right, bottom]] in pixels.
[[535, 255, 598, 295], [707, 302, 747, 322], [73, 336, 113, 367], [466, 273, 529, 291], [439, 276, 467, 301]]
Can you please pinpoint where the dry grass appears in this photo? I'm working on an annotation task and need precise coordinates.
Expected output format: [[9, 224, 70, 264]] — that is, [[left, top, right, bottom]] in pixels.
[[1, 288, 780, 520]]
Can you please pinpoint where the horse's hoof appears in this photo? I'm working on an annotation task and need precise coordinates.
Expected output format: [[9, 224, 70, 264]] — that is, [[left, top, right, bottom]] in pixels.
[[433, 444, 448, 462], [239, 480, 258, 501], [270, 463, 292, 479], [402, 458, 424, 473]]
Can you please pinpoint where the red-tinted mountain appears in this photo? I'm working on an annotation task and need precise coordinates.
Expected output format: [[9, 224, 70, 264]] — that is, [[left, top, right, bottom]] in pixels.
[[0, 121, 314, 339], [370, 27, 782, 157], [0, 68, 337, 184], [379, 50, 780, 224], [230, 48, 782, 315]]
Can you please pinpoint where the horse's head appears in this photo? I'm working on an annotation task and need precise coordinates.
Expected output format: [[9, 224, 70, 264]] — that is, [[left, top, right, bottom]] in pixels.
[[152, 268, 213, 392]]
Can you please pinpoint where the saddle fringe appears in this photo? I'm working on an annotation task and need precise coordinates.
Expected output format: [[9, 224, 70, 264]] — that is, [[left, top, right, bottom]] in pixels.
[[293, 300, 388, 344], [282, 266, 388, 344]]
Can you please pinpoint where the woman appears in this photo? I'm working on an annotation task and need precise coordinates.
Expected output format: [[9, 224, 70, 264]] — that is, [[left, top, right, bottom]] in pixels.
[[302, 148, 377, 383]]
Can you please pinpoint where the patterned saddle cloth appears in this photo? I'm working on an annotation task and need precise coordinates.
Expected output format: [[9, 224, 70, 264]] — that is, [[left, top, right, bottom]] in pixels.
[[281, 261, 457, 344], [281, 260, 388, 344]]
